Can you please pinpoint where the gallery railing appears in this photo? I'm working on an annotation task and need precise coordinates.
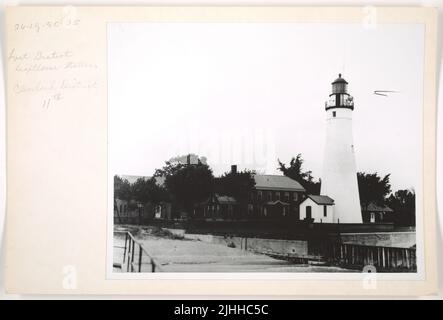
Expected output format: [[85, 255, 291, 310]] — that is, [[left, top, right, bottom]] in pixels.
[[119, 231, 162, 273]]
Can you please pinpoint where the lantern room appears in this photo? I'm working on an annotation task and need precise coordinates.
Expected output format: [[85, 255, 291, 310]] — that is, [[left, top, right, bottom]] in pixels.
[[325, 74, 354, 111]]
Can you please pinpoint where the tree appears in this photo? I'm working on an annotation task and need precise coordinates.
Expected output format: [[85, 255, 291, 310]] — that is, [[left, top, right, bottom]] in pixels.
[[114, 175, 132, 223], [132, 177, 169, 205], [277, 154, 320, 194], [154, 162, 184, 178], [131, 177, 169, 223], [154, 154, 207, 178], [215, 169, 256, 205], [168, 153, 207, 165], [114, 175, 131, 201], [386, 189, 415, 227], [357, 172, 392, 210], [155, 154, 215, 216]]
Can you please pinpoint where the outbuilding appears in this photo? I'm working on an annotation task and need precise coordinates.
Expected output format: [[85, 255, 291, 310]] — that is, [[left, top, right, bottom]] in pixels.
[[299, 195, 335, 223], [361, 203, 393, 223]]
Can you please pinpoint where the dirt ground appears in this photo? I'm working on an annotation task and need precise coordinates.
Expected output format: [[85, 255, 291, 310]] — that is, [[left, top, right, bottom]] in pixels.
[[113, 225, 355, 273]]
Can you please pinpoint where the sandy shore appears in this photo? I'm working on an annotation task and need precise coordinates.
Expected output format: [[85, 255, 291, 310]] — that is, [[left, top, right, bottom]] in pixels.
[[113, 225, 355, 273]]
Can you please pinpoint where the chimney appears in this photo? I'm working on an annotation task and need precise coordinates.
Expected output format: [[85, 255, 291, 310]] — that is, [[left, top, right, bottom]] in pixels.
[[231, 165, 237, 174]]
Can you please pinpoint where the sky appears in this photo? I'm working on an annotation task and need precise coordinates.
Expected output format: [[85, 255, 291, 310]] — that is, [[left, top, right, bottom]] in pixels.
[[108, 22, 424, 192]]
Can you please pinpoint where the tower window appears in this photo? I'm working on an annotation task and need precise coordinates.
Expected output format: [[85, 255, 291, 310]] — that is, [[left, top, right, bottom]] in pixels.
[[332, 111, 336, 117]]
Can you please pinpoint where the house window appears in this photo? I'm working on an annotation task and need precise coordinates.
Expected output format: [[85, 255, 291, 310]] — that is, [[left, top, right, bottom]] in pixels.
[[284, 192, 289, 202], [248, 204, 253, 215], [323, 205, 327, 217], [267, 192, 272, 201], [333, 111, 336, 117], [370, 212, 375, 223], [257, 191, 262, 201], [276, 192, 280, 201], [293, 192, 298, 201], [263, 207, 267, 216]]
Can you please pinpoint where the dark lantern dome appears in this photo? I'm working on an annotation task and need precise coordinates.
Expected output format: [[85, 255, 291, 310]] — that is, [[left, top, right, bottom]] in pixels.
[[331, 73, 348, 85]]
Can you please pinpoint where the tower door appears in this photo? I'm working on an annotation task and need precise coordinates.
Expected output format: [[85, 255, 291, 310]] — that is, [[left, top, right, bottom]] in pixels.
[[306, 206, 312, 220]]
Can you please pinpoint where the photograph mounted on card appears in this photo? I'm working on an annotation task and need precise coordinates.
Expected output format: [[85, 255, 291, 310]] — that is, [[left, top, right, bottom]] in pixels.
[[4, 6, 438, 295]]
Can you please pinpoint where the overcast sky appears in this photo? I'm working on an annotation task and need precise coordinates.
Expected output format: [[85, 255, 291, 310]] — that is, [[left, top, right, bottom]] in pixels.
[[108, 22, 423, 192]]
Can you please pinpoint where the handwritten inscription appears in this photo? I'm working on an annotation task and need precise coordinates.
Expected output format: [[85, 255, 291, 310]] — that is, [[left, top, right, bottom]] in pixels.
[[13, 6, 80, 34], [9, 49, 98, 73], [14, 79, 97, 94], [14, 17, 80, 33], [8, 48, 98, 109]]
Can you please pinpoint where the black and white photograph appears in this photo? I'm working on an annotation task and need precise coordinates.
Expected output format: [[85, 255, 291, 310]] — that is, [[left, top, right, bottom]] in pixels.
[[108, 22, 422, 274]]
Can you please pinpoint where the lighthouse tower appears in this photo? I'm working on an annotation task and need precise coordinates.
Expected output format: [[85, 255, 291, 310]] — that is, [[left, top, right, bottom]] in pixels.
[[321, 74, 362, 223]]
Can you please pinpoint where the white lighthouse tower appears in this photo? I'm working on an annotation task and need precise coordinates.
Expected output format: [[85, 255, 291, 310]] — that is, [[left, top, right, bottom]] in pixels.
[[321, 74, 362, 223]]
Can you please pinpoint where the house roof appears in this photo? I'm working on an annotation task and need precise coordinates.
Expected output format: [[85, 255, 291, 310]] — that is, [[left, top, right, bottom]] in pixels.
[[305, 195, 335, 205], [214, 194, 237, 205], [199, 193, 237, 206], [254, 175, 305, 192], [266, 200, 290, 206], [362, 203, 393, 212]]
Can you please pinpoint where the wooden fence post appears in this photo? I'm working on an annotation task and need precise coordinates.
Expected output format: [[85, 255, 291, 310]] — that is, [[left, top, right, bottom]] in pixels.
[[138, 245, 143, 272], [126, 236, 131, 272], [131, 239, 135, 272], [123, 232, 128, 263]]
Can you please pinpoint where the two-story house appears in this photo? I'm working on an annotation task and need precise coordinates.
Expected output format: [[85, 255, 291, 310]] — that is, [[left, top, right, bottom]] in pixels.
[[248, 174, 306, 219], [194, 169, 306, 221]]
